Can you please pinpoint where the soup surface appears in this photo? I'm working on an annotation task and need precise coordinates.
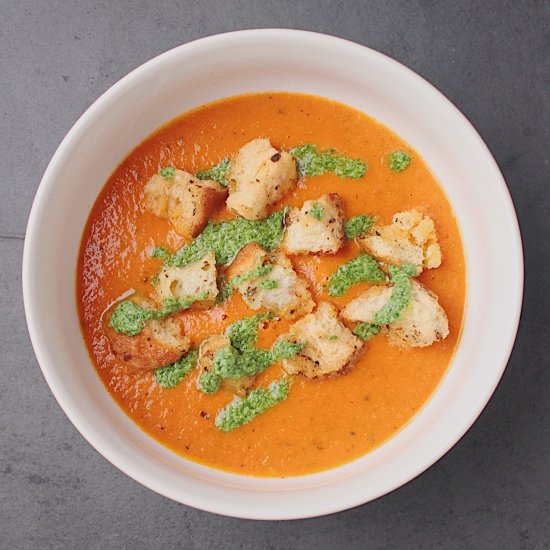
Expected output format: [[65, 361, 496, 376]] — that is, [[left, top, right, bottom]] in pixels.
[[77, 92, 465, 477]]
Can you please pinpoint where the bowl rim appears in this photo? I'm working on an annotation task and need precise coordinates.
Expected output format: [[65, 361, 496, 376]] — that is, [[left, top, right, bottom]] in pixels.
[[22, 28, 524, 519]]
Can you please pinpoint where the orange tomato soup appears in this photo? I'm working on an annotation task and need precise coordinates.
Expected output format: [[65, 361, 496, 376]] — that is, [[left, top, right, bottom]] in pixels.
[[77, 93, 465, 477]]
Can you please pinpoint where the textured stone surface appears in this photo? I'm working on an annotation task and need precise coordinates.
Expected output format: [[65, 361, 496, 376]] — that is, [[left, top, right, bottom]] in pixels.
[[1, 0, 548, 548]]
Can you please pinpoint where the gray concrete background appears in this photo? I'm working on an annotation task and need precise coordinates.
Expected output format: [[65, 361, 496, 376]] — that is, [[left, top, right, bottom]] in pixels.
[[1, 0, 548, 548]]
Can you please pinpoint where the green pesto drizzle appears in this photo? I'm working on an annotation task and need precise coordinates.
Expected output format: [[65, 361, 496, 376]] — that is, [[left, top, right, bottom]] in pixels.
[[151, 246, 170, 259], [212, 347, 273, 379], [215, 378, 290, 432], [165, 209, 286, 268], [109, 293, 207, 336], [387, 150, 412, 173], [352, 323, 381, 341], [216, 283, 234, 304], [216, 265, 274, 305], [230, 265, 273, 287], [345, 215, 376, 239], [352, 263, 418, 341], [197, 314, 272, 395], [259, 279, 278, 290], [374, 264, 417, 324], [199, 370, 222, 395], [198, 315, 305, 398], [159, 166, 176, 179], [291, 144, 367, 179], [226, 313, 273, 352], [272, 340, 305, 360], [154, 349, 198, 389], [159, 295, 209, 317], [327, 253, 386, 297], [196, 158, 231, 187], [109, 301, 149, 336], [308, 202, 324, 220]]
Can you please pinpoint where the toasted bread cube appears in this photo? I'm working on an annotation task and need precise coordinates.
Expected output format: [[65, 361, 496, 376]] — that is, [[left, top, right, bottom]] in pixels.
[[388, 280, 449, 347], [198, 335, 255, 397], [360, 232, 423, 269], [143, 169, 227, 239], [226, 138, 297, 220], [198, 334, 230, 375], [341, 285, 393, 323], [106, 316, 190, 372], [225, 242, 266, 279], [167, 170, 227, 239], [358, 210, 441, 273], [155, 251, 218, 308], [279, 302, 363, 379], [342, 280, 449, 348], [227, 243, 314, 319], [282, 193, 345, 255], [143, 174, 171, 218]]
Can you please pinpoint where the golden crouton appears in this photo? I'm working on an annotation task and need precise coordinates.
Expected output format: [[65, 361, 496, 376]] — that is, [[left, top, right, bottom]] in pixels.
[[227, 243, 314, 319], [279, 302, 363, 379], [143, 169, 227, 239], [143, 174, 170, 218], [198, 335, 255, 397], [342, 280, 449, 348], [225, 242, 266, 279], [226, 138, 297, 220], [358, 210, 441, 272], [154, 251, 218, 308], [341, 285, 393, 324], [168, 172, 227, 239], [282, 193, 345, 255], [106, 316, 190, 372], [198, 335, 230, 376]]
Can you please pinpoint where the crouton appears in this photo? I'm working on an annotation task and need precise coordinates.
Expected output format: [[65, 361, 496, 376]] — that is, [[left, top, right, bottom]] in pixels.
[[143, 169, 227, 239], [225, 242, 266, 280], [279, 302, 363, 379], [342, 280, 449, 348], [388, 280, 449, 347], [143, 174, 171, 218], [358, 210, 441, 273], [226, 243, 314, 319], [281, 193, 345, 255], [198, 335, 255, 397], [341, 285, 393, 324], [106, 315, 190, 372], [197, 335, 230, 385], [168, 171, 227, 239], [226, 138, 297, 220], [155, 251, 218, 308]]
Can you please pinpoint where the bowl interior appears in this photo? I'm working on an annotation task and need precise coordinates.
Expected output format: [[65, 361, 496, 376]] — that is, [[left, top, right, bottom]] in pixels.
[[23, 30, 522, 519]]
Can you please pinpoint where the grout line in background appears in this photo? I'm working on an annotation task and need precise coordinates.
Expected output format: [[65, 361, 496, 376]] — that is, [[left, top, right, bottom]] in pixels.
[[0, 233, 25, 241]]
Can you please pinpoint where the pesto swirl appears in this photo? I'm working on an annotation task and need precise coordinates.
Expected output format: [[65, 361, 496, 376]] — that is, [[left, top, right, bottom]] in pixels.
[[154, 349, 198, 389], [196, 158, 231, 187], [291, 144, 367, 179], [109, 294, 207, 336], [328, 253, 386, 297], [352, 263, 418, 340], [215, 378, 290, 432], [166, 209, 286, 268]]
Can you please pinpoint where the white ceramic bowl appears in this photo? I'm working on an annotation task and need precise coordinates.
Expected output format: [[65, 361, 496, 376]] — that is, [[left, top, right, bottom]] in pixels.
[[23, 30, 523, 519]]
